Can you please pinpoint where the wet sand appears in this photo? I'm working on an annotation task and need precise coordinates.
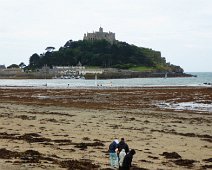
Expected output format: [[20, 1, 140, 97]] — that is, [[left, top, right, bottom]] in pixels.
[[0, 87, 211, 170]]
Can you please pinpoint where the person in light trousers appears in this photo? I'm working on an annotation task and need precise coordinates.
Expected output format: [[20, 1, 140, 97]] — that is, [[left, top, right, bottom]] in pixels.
[[108, 139, 119, 168]]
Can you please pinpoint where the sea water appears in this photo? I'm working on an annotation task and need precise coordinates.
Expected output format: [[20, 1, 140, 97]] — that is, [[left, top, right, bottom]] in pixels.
[[0, 72, 211, 112], [0, 72, 211, 88]]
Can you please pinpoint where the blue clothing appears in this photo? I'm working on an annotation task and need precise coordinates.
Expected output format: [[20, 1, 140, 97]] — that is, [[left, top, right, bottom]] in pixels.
[[109, 140, 119, 168], [109, 153, 118, 168], [109, 141, 118, 153]]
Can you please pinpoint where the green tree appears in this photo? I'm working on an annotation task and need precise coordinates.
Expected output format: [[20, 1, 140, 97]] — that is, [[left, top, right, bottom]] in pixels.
[[19, 62, 26, 68], [7, 64, 19, 68], [45, 46, 55, 52], [29, 53, 40, 68], [26, 39, 184, 73]]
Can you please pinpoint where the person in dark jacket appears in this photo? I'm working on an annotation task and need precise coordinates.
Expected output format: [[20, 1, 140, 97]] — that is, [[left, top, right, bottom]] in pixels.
[[117, 138, 129, 154], [109, 139, 119, 168], [121, 149, 136, 170]]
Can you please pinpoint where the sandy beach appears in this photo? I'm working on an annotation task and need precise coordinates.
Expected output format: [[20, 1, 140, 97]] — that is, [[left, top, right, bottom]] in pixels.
[[0, 87, 211, 170]]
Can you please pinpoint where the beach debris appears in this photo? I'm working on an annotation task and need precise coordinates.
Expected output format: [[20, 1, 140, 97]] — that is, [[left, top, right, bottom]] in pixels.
[[139, 159, 153, 163], [53, 139, 72, 145], [74, 142, 105, 150], [131, 167, 149, 170], [19, 133, 51, 143], [161, 152, 182, 159], [173, 159, 196, 167], [148, 155, 159, 160], [203, 158, 212, 163], [82, 137, 90, 141], [0, 148, 43, 163], [14, 115, 36, 120], [201, 164, 212, 169], [0, 148, 100, 169], [0, 148, 19, 159], [20, 150, 42, 163], [75, 142, 88, 150], [152, 130, 212, 142], [59, 159, 100, 170]]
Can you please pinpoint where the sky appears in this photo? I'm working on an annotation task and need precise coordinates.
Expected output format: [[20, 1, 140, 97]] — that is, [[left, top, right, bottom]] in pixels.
[[0, 0, 212, 72]]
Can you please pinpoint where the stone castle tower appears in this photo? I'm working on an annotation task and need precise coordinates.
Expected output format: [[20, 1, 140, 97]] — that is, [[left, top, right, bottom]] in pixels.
[[83, 27, 115, 44]]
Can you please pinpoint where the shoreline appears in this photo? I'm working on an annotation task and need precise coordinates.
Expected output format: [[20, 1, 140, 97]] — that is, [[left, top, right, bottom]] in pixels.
[[0, 72, 211, 88], [0, 70, 194, 80], [0, 84, 211, 89]]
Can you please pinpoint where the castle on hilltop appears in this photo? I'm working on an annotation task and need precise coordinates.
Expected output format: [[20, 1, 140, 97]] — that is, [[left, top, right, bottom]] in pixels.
[[83, 27, 116, 44]]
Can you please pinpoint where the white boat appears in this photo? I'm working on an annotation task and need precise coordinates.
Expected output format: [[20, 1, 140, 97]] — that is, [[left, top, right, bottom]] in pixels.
[[95, 74, 112, 87], [97, 81, 112, 87]]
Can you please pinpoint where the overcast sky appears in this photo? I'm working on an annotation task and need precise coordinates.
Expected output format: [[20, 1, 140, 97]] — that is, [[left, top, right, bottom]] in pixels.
[[0, 0, 212, 72]]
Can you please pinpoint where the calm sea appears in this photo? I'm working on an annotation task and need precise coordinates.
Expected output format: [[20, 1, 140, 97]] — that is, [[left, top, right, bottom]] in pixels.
[[0, 72, 211, 88]]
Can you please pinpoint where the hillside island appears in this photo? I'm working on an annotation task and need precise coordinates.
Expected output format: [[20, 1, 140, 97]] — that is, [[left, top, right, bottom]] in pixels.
[[0, 27, 193, 79]]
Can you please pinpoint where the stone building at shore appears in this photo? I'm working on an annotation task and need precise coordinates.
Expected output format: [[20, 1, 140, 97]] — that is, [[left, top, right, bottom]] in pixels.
[[83, 27, 115, 44]]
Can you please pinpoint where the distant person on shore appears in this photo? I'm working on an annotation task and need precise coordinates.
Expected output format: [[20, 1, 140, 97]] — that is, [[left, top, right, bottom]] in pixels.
[[121, 149, 136, 170], [119, 148, 126, 170], [118, 138, 129, 154], [109, 139, 119, 168]]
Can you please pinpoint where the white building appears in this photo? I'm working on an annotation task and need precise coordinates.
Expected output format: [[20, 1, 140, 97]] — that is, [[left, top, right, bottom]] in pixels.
[[78, 68, 103, 75], [52, 66, 103, 76]]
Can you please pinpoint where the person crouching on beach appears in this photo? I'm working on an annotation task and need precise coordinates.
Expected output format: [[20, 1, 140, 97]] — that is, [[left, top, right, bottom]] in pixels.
[[121, 149, 136, 170], [119, 148, 126, 170], [109, 139, 119, 168]]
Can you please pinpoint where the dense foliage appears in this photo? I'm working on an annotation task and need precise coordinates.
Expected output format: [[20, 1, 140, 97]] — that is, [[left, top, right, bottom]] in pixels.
[[7, 64, 20, 69], [28, 40, 183, 73]]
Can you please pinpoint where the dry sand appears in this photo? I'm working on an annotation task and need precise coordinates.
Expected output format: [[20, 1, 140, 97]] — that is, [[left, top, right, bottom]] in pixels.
[[0, 87, 211, 170]]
